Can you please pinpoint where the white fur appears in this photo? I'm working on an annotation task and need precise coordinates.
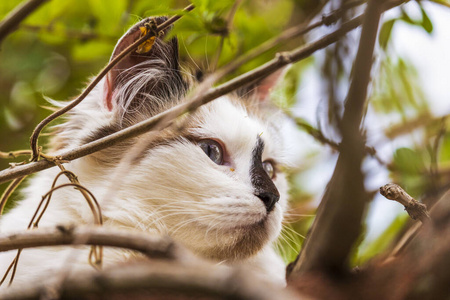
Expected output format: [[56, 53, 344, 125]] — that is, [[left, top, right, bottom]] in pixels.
[[1, 34, 290, 288], [0, 85, 289, 288]]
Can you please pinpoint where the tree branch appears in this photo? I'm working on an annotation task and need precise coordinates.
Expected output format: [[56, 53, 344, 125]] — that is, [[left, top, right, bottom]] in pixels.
[[0, 259, 302, 300], [219, 0, 365, 76], [380, 183, 431, 223], [0, 225, 178, 260], [0, 0, 49, 45], [0, 14, 366, 185], [287, 0, 385, 277]]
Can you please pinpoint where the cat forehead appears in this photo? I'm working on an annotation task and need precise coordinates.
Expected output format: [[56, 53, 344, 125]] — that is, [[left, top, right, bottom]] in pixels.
[[189, 96, 277, 156]]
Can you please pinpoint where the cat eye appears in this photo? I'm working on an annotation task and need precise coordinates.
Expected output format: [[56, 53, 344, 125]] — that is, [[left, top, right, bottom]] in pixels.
[[198, 139, 223, 165], [262, 160, 275, 179]]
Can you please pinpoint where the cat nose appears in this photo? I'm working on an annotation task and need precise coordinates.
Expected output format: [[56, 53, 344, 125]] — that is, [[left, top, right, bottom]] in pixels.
[[256, 192, 279, 213]]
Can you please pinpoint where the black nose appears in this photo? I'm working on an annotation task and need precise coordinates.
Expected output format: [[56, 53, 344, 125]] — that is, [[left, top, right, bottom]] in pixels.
[[256, 192, 279, 213]]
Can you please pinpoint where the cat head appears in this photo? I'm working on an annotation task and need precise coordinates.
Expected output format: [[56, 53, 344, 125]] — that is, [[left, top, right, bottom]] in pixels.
[[58, 17, 290, 261]]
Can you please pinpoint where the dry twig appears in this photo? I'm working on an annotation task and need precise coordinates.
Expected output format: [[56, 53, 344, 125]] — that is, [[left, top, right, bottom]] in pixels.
[[0, 0, 49, 44], [0, 150, 32, 160], [0, 225, 177, 259], [380, 183, 430, 223], [1, 169, 104, 286], [219, 0, 365, 76], [0, 176, 26, 215]]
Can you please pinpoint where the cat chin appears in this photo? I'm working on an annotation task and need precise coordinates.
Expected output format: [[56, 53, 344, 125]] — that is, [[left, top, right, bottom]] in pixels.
[[179, 213, 281, 261]]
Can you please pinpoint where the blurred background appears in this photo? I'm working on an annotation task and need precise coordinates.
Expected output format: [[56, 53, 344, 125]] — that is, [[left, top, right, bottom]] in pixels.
[[0, 0, 449, 265]]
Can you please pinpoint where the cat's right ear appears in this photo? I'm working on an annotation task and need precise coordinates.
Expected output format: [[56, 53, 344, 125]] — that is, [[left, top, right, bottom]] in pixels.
[[103, 17, 186, 115]]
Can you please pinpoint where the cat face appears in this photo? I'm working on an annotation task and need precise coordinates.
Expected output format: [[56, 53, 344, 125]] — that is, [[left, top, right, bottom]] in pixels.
[[57, 17, 288, 261], [117, 97, 288, 260]]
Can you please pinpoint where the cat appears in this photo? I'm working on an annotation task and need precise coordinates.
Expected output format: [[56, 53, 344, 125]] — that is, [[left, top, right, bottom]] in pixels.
[[0, 17, 290, 288]]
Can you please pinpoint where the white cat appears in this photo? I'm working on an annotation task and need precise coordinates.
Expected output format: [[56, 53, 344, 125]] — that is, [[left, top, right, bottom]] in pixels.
[[0, 17, 289, 288]]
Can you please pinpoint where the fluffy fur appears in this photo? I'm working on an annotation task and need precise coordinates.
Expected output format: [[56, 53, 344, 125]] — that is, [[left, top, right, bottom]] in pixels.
[[0, 17, 289, 288]]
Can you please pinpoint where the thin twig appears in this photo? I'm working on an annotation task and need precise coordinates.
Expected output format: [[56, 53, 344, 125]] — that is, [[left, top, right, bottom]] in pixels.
[[0, 150, 32, 159], [218, 0, 365, 76], [292, 116, 388, 165], [0, 0, 50, 44], [387, 189, 449, 260], [380, 183, 431, 223], [210, 0, 242, 71], [0, 174, 104, 286], [0, 176, 26, 215], [28, 4, 195, 161], [0, 14, 366, 185], [0, 225, 178, 259]]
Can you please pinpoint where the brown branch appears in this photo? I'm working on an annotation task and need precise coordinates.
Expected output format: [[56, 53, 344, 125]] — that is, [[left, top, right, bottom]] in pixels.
[[0, 259, 302, 300], [0, 150, 32, 160], [0, 176, 26, 214], [210, 0, 242, 71], [28, 4, 195, 161], [0, 225, 178, 260], [219, 0, 365, 76], [0, 14, 366, 185], [380, 183, 431, 223], [288, 0, 386, 278], [0, 0, 49, 44], [388, 188, 449, 258], [292, 117, 388, 166]]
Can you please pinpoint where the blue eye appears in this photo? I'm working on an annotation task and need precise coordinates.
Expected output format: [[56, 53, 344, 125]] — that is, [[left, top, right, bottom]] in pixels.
[[198, 139, 223, 165]]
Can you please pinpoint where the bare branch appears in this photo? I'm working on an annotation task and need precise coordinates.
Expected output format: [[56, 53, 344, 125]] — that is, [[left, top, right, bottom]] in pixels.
[[0, 150, 32, 160], [0, 14, 366, 185], [219, 0, 365, 76], [0, 176, 26, 214], [380, 183, 431, 223], [0, 0, 49, 45], [389, 189, 449, 257], [288, 0, 386, 277], [0, 225, 178, 260], [0, 259, 303, 300], [210, 0, 243, 71]]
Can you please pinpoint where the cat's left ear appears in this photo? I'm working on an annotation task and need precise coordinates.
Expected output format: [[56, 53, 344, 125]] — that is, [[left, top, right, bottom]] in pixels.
[[238, 68, 288, 103], [103, 17, 185, 113]]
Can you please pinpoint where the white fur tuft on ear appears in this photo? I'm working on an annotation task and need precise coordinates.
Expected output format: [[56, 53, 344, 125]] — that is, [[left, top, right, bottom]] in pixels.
[[103, 17, 187, 118]]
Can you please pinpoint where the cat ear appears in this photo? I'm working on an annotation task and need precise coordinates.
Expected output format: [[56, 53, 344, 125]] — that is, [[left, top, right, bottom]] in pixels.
[[237, 68, 287, 103], [103, 17, 186, 114]]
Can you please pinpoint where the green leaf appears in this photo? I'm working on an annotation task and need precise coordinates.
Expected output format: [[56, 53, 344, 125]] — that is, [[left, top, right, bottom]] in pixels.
[[378, 19, 395, 50], [420, 6, 433, 34], [439, 133, 450, 163], [393, 147, 425, 175]]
